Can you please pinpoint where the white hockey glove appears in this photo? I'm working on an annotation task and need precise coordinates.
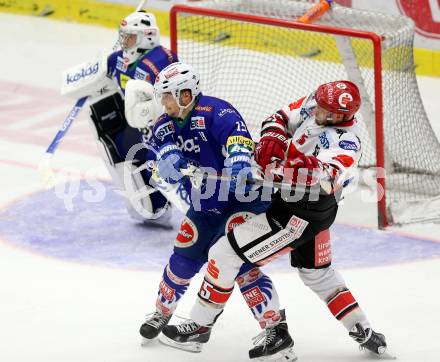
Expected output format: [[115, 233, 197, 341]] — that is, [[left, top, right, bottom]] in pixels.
[[61, 52, 116, 100], [124, 79, 162, 129]]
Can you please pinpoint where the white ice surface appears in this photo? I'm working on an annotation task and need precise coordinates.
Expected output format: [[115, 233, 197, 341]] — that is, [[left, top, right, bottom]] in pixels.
[[0, 14, 439, 362]]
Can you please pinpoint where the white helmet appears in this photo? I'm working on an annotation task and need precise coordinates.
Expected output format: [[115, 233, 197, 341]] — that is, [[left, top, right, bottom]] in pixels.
[[154, 62, 201, 117], [119, 11, 160, 64]]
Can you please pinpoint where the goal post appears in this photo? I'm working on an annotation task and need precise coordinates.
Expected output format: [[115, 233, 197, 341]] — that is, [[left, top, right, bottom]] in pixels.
[[169, 0, 440, 228]]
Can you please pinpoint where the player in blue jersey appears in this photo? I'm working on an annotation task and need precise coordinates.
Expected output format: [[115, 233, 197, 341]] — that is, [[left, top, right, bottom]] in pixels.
[[135, 62, 285, 350], [87, 10, 179, 224]]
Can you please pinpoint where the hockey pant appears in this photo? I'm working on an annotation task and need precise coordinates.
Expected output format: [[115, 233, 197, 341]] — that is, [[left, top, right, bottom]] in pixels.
[[155, 252, 281, 328]]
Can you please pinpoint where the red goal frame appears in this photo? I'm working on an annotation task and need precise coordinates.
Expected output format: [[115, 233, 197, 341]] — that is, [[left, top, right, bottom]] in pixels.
[[169, 4, 388, 228]]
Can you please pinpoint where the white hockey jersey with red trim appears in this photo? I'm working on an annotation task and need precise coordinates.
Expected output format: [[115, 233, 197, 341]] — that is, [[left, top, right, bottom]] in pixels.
[[268, 94, 362, 189]]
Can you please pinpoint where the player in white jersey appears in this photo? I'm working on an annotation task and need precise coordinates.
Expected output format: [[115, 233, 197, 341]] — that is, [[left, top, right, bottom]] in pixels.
[[159, 81, 389, 361]]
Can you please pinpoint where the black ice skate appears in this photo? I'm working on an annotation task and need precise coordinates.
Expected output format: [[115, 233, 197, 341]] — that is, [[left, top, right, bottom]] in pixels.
[[159, 319, 211, 353], [139, 311, 172, 341], [249, 310, 297, 362], [349, 323, 396, 359]]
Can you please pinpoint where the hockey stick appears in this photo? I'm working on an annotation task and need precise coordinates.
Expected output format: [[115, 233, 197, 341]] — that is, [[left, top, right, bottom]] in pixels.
[[180, 166, 333, 195], [39, 0, 147, 186]]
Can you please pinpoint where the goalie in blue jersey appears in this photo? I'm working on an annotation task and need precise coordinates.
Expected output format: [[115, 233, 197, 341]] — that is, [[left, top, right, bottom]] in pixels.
[[132, 62, 288, 350], [61, 10, 180, 225]]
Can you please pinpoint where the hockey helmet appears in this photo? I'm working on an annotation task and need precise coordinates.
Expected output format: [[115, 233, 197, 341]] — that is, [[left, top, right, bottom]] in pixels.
[[119, 11, 160, 64], [315, 80, 361, 120], [154, 62, 201, 114]]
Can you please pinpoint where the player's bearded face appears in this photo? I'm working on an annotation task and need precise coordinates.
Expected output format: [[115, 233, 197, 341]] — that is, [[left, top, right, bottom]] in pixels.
[[314, 105, 345, 126]]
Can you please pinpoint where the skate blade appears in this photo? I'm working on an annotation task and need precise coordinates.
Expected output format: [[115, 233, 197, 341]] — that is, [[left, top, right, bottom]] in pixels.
[[255, 346, 298, 362], [140, 337, 157, 347], [364, 349, 397, 360], [158, 334, 204, 353]]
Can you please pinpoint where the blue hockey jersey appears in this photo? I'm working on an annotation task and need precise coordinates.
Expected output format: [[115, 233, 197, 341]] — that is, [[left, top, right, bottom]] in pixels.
[[107, 46, 178, 94], [150, 94, 255, 213]]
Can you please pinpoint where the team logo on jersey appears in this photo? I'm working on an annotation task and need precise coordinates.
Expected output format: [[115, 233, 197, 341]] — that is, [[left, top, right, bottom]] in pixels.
[[134, 67, 149, 81], [225, 211, 256, 234], [175, 217, 198, 248], [339, 140, 358, 151], [190, 116, 206, 130], [116, 56, 128, 72], [319, 132, 330, 149], [155, 121, 175, 141]]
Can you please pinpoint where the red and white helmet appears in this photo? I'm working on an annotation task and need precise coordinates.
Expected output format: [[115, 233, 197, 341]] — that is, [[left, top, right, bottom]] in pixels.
[[119, 11, 160, 64], [315, 80, 361, 120]]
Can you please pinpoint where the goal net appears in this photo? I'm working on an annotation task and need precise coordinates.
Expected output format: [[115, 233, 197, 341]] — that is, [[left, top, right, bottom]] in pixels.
[[170, 0, 440, 228]]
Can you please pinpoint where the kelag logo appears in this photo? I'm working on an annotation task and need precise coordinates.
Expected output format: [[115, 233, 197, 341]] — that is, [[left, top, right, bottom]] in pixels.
[[397, 0, 440, 39], [66, 62, 99, 84]]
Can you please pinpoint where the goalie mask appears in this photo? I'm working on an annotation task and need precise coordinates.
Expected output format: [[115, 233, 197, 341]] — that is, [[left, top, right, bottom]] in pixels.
[[119, 11, 160, 64], [315, 80, 361, 120], [154, 62, 201, 118]]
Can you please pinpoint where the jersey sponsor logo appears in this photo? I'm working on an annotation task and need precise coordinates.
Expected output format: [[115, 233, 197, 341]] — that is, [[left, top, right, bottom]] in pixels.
[[177, 135, 200, 153], [159, 279, 175, 301], [190, 116, 206, 130], [134, 67, 148, 81], [119, 73, 130, 90], [286, 215, 309, 239], [339, 140, 358, 151], [66, 62, 99, 84], [195, 105, 213, 112], [116, 56, 128, 72], [175, 217, 198, 247], [226, 136, 254, 150], [155, 121, 175, 141], [335, 128, 347, 139], [315, 229, 332, 267], [218, 108, 237, 118], [319, 132, 330, 149], [207, 259, 219, 279], [161, 46, 175, 62], [142, 58, 159, 75], [225, 211, 256, 233], [242, 286, 265, 308], [245, 231, 293, 263]]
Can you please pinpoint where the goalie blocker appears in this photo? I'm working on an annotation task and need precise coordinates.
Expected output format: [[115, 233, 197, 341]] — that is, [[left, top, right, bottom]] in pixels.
[[227, 190, 341, 268]]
